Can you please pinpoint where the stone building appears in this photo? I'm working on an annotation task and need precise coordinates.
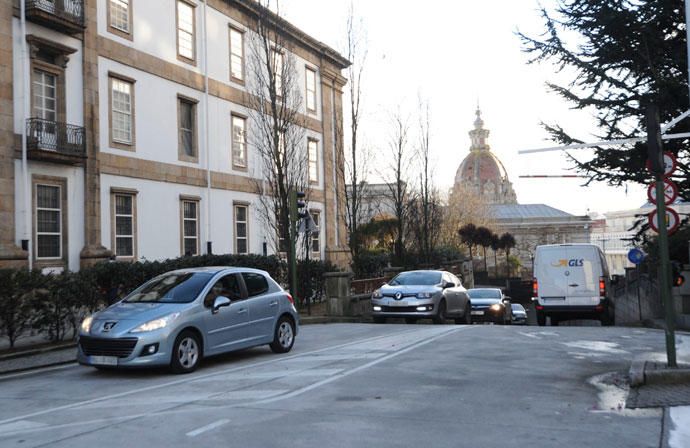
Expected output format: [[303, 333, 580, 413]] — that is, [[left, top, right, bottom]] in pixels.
[[1, 0, 350, 272]]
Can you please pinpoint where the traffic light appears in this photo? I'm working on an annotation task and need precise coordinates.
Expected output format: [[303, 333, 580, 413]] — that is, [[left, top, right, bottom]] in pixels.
[[671, 261, 685, 287]]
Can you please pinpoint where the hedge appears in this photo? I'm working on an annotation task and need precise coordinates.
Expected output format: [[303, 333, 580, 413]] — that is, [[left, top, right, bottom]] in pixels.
[[0, 254, 336, 348]]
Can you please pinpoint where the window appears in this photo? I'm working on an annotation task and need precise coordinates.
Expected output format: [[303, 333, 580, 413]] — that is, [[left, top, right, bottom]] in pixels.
[[35, 184, 62, 259], [305, 67, 317, 112], [271, 49, 283, 94], [204, 274, 242, 307], [242, 272, 269, 297], [181, 198, 199, 256], [229, 27, 244, 82], [234, 204, 248, 254], [112, 192, 136, 258], [176, 1, 195, 62], [108, 0, 132, 38], [308, 139, 319, 183], [33, 70, 57, 121], [231, 114, 246, 168], [178, 96, 197, 161], [109, 75, 134, 147], [310, 211, 320, 254]]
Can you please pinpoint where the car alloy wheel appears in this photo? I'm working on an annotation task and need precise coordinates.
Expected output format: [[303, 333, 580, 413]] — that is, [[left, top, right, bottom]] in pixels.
[[433, 300, 447, 324], [171, 330, 201, 374], [270, 317, 295, 353]]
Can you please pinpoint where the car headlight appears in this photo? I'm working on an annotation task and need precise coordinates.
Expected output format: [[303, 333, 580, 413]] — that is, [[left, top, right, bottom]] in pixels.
[[131, 313, 180, 333], [490, 304, 503, 311], [80, 316, 94, 333], [416, 292, 433, 299], [372, 289, 382, 299]]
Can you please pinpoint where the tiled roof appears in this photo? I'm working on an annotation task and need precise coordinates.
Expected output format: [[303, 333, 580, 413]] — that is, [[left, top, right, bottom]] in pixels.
[[489, 204, 575, 220]]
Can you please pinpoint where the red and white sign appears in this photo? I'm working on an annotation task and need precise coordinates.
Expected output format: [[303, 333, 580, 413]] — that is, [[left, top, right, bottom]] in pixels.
[[647, 179, 679, 205], [645, 152, 677, 176], [648, 207, 680, 235]]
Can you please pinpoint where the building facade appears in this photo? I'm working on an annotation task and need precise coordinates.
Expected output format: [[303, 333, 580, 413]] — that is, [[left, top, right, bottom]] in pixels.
[[2, 0, 351, 272]]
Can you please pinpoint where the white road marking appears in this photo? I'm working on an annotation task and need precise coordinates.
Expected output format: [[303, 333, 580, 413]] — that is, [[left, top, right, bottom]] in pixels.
[[518, 332, 540, 339], [0, 420, 48, 433], [0, 363, 77, 381], [0, 328, 423, 427], [185, 419, 230, 437]]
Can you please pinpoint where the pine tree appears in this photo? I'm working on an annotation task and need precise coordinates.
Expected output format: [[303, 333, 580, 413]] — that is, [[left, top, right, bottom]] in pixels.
[[519, 0, 689, 199]]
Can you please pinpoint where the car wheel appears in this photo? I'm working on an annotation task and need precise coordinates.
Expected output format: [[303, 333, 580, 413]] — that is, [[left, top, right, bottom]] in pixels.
[[536, 312, 546, 326], [270, 316, 295, 353], [373, 316, 386, 324], [170, 330, 201, 374], [432, 300, 447, 324], [455, 303, 471, 325], [405, 318, 417, 325]]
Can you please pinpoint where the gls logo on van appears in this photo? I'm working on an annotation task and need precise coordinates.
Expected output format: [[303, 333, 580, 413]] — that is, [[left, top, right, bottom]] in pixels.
[[551, 259, 584, 267]]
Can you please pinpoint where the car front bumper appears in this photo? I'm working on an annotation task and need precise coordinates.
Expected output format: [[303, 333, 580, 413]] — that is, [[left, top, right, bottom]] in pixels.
[[470, 307, 504, 323], [371, 297, 436, 318], [77, 329, 176, 369]]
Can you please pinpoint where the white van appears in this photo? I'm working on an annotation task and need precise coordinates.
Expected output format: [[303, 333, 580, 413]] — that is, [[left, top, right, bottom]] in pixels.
[[532, 244, 615, 326]]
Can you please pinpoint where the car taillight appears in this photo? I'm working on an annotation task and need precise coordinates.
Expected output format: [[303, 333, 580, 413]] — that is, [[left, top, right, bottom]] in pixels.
[[286, 293, 295, 305], [532, 278, 538, 297], [599, 276, 606, 297]]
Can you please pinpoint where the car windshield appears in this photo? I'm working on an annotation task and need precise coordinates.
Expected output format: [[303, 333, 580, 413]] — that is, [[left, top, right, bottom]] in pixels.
[[511, 304, 526, 312], [468, 289, 502, 299], [124, 272, 213, 303], [389, 272, 442, 286]]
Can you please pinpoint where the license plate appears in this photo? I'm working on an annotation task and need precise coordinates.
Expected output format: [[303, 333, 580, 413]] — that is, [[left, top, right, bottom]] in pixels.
[[90, 355, 118, 366], [395, 302, 408, 307], [471, 310, 484, 316]]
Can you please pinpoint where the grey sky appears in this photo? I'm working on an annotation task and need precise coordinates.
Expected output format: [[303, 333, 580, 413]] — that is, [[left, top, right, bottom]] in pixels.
[[283, 0, 647, 216]]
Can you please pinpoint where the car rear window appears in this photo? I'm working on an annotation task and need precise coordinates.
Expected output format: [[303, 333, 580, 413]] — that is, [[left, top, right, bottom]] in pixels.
[[389, 272, 442, 286], [467, 289, 502, 299], [242, 272, 269, 297], [124, 272, 212, 303]]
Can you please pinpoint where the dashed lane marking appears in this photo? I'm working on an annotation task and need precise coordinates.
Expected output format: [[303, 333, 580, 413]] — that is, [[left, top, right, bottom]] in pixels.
[[186, 419, 230, 437]]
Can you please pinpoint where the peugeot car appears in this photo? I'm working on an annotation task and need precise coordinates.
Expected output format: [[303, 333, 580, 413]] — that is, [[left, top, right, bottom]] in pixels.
[[77, 267, 299, 373], [370, 270, 471, 324]]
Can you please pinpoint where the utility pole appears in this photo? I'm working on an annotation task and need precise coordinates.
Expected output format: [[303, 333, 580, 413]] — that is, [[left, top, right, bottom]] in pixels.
[[288, 190, 307, 303], [646, 104, 677, 368]]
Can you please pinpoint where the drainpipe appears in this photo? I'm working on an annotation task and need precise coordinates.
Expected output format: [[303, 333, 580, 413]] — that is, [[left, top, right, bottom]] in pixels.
[[201, 0, 211, 254], [19, 0, 32, 270]]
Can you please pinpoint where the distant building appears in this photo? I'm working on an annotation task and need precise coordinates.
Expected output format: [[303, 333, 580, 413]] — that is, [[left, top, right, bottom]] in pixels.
[[346, 182, 403, 224]]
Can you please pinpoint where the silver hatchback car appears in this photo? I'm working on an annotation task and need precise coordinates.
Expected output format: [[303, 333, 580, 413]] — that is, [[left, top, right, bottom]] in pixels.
[[77, 267, 299, 373]]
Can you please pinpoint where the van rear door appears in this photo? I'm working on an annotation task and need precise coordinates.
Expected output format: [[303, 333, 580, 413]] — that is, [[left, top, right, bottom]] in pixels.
[[564, 246, 600, 306], [535, 247, 568, 302]]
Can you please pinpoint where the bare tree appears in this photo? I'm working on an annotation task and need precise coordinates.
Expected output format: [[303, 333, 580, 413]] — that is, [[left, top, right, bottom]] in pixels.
[[382, 111, 412, 265], [440, 184, 493, 252], [343, 3, 369, 258], [246, 0, 307, 291]]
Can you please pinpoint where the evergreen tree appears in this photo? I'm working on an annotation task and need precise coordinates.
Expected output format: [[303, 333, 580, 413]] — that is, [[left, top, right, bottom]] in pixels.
[[519, 0, 689, 200]]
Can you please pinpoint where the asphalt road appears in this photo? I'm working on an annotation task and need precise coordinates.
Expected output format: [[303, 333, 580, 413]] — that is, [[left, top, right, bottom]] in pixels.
[[0, 323, 674, 447]]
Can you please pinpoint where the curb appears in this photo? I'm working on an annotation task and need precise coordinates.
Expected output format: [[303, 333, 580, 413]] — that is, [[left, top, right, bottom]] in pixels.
[[0, 358, 77, 377], [629, 357, 690, 387], [0, 342, 77, 362]]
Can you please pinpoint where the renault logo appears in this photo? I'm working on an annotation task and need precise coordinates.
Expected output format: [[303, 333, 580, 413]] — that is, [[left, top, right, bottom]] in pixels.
[[394, 292, 403, 300], [102, 321, 117, 332]]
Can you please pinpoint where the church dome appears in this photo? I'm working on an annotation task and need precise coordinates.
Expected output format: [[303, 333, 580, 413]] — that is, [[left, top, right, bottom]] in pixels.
[[453, 108, 517, 205]]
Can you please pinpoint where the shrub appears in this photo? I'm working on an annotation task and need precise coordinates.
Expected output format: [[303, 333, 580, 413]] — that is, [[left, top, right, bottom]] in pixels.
[[0, 269, 45, 348]]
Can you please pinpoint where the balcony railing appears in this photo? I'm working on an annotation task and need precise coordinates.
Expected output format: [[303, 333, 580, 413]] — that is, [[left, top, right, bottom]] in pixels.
[[25, 0, 85, 33], [27, 118, 86, 159]]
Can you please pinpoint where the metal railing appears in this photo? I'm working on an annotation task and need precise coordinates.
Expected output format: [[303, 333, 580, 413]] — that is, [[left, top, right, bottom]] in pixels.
[[26, 118, 85, 156], [26, 0, 85, 28]]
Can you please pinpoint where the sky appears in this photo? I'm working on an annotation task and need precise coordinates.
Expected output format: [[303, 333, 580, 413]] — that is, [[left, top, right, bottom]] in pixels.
[[281, 0, 649, 217]]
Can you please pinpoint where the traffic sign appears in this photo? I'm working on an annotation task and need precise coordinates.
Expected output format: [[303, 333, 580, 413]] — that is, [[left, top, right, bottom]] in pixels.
[[647, 179, 679, 205], [648, 207, 680, 235], [645, 152, 677, 176], [627, 248, 646, 265]]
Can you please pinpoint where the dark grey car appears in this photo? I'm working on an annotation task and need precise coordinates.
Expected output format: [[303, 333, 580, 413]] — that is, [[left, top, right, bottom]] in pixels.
[[370, 270, 471, 324], [468, 288, 512, 324], [77, 267, 299, 373]]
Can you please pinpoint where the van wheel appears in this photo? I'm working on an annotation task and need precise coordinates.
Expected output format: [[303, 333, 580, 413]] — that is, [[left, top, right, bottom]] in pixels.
[[537, 312, 546, 326], [601, 311, 615, 327]]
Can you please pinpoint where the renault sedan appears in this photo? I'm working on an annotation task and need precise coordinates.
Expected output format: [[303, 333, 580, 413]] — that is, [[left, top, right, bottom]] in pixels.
[[370, 270, 471, 324], [77, 267, 299, 373]]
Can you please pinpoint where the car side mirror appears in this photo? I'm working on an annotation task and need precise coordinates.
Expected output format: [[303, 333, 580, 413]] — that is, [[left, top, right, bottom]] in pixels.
[[212, 296, 231, 314]]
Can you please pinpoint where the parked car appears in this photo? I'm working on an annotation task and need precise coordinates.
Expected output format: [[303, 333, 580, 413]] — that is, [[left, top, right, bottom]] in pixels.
[[371, 270, 471, 324], [533, 243, 615, 326], [467, 288, 512, 324], [77, 267, 299, 373], [511, 303, 527, 325]]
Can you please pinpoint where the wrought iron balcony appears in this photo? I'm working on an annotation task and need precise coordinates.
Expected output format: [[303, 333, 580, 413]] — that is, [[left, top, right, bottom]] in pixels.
[[25, 0, 86, 34], [26, 118, 86, 164]]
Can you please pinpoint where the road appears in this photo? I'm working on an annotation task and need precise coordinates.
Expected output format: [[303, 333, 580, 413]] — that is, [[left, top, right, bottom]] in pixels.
[[0, 323, 674, 447]]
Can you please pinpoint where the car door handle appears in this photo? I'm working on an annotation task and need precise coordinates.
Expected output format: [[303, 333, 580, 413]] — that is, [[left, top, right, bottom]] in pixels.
[[568, 283, 579, 287], [269, 301, 278, 307], [237, 308, 248, 315]]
